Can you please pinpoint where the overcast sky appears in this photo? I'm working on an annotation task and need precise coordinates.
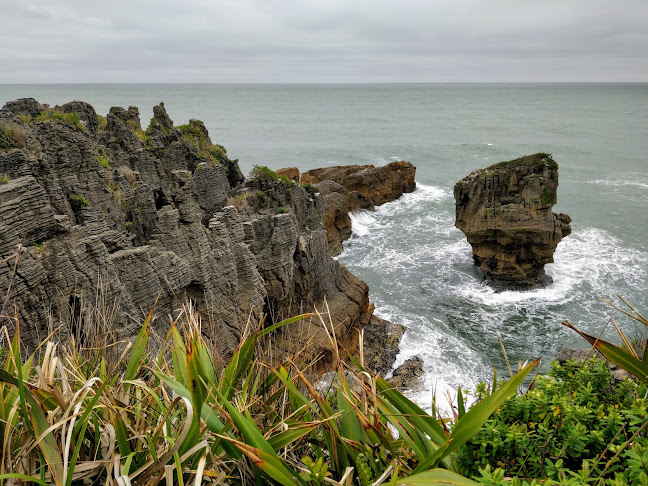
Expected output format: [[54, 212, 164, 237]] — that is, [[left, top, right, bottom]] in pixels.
[[1, 0, 646, 83]]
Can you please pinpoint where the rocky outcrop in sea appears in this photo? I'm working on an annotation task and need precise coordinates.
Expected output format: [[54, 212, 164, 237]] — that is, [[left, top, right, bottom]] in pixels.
[[0, 98, 410, 372], [454, 153, 571, 290], [299, 162, 416, 255]]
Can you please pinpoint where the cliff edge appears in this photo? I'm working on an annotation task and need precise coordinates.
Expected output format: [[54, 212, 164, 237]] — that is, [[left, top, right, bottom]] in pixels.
[[0, 98, 381, 369], [454, 153, 571, 290]]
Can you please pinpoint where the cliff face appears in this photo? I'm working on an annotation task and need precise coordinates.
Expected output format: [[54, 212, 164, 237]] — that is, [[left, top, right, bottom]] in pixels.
[[301, 161, 416, 255], [454, 154, 571, 290], [0, 98, 372, 365]]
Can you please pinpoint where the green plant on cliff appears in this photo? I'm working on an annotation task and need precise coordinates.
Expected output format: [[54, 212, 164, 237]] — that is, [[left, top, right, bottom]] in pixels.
[[541, 186, 554, 206], [0, 173, 8, 184], [95, 154, 111, 169], [251, 164, 280, 182], [35, 110, 85, 132], [69, 193, 89, 207], [176, 119, 226, 164]]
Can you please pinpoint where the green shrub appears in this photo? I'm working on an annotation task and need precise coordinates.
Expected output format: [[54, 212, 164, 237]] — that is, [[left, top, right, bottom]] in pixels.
[[541, 186, 554, 206], [250, 165, 279, 182], [0, 173, 9, 184], [302, 182, 321, 193], [95, 155, 110, 168], [69, 193, 89, 207], [277, 206, 287, 213], [256, 190, 266, 204], [36, 110, 85, 131], [457, 358, 648, 482]]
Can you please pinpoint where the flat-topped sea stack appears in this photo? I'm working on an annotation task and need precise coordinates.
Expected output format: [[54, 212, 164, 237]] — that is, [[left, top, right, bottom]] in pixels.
[[454, 153, 571, 290], [300, 161, 416, 254]]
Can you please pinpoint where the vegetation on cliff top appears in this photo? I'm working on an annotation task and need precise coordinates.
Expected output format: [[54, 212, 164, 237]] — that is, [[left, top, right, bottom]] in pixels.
[[487, 153, 558, 171]]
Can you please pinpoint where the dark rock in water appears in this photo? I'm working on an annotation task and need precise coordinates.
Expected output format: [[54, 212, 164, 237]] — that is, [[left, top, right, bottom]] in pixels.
[[301, 161, 416, 255], [387, 356, 424, 391], [0, 98, 389, 369], [362, 315, 407, 376], [454, 154, 571, 291]]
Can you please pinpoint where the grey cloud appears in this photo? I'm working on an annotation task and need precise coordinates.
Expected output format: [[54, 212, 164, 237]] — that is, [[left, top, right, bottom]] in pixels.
[[1, 0, 646, 83]]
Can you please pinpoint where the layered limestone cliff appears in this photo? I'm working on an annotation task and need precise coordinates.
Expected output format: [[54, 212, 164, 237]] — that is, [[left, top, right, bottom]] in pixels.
[[454, 154, 571, 290], [300, 161, 416, 255], [0, 98, 376, 367]]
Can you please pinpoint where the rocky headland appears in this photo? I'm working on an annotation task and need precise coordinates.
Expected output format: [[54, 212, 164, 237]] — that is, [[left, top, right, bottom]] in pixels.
[[454, 153, 571, 290], [293, 162, 416, 255], [0, 98, 412, 374]]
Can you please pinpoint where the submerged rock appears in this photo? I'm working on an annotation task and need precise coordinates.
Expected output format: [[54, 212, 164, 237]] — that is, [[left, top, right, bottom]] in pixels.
[[301, 161, 416, 255], [454, 153, 571, 290]]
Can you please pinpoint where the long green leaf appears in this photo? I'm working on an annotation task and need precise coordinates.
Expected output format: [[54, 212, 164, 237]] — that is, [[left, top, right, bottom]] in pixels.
[[215, 389, 307, 485], [562, 321, 648, 381], [0, 369, 64, 486], [396, 468, 480, 485], [124, 299, 156, 381], [0, 473, 50, 486], [227, 438, 300, 485]]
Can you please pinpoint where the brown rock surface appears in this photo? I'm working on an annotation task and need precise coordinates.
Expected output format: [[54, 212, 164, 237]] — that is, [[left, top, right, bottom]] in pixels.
[[276, 167, 300, 181], [0, 98, 375, 367], [302, 161, 416, 254], [454, 153, 571, 290]]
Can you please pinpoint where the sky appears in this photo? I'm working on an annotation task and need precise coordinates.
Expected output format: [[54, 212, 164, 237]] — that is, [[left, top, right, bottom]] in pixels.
[[1, 0, 647, 83]]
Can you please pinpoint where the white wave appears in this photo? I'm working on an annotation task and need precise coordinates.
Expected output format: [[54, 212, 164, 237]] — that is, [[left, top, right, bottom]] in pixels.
[[588, 179, 648, 190], [349, 211, 377, 237], [456, 227, 647, 307]]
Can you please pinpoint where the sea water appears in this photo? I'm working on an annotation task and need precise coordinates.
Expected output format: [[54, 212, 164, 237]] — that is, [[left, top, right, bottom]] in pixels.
[[2, 83, 647, 407]]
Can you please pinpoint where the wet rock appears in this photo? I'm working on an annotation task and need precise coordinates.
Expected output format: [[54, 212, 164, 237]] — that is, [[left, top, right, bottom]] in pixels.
[[454, 154, 571, 290], [362, 315, 406, 376], [387, 356, 424, 391]]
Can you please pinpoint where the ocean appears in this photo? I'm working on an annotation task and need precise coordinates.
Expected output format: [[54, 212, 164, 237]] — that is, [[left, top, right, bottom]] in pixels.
[[2, 83, 647, 407]]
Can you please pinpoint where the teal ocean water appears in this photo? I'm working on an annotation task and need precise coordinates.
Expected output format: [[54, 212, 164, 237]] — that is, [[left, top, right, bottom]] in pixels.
[[2, 84, 647, 405]]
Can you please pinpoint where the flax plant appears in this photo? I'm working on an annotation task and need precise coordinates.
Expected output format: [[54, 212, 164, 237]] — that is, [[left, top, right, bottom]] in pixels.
[[0, 300, 537, 485]]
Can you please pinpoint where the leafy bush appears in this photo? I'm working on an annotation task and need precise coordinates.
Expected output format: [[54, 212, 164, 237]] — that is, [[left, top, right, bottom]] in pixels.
[[250, 165, 280, 182], [0, 173, 9, 184], [69, 193, 90, 207], [457, 358, 648, 483]]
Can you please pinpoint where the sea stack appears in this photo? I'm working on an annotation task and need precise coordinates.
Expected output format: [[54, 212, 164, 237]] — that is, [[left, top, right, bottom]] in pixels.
[[454, 153, 571, 290]]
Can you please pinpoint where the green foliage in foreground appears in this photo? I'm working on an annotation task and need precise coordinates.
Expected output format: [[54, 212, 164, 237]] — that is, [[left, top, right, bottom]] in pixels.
[[458, 359, 648, 484], [0, 294, 645, 485], [0, 304, 536, 485]]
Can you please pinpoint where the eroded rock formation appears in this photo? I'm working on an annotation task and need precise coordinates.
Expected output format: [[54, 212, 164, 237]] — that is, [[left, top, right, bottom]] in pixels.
[[454, 153, 571, 290], [300, 161, 416, 255], [0, 98, 377, 367]]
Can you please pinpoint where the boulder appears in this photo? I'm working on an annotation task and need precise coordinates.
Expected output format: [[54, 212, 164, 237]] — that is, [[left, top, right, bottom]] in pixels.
[[276, 167, 300, 181], [302, 161, 416, 255], [454, 154, 571, 290], [362, 315, 407, 376], [387, 356, 424, 391]]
